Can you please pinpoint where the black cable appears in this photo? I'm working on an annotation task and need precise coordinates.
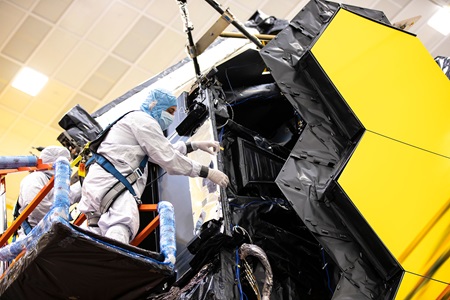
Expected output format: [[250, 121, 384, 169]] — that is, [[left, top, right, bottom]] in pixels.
[[145, 171, 167, 188]]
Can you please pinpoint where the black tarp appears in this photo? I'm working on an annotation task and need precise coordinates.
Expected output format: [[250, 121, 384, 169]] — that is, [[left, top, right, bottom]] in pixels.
[[435, 56, 450, 79], [0, 221, 174, 300]]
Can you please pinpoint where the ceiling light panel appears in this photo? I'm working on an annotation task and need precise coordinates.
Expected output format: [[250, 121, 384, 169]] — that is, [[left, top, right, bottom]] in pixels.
[[427, 7, 450, 35], [11, 67, 48, 96]]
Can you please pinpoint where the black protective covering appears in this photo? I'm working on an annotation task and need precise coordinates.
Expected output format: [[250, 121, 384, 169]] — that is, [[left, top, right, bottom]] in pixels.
[[229, 137, 285, 194], [168, 63, 336, 298], [229, 197, 334, 299], [57, 104, 103, 157], [0, 221, 173, 300], [158, 197, 335, 300], [435, 55, 450, 79], [244, 10, 290, 35], [259, 0, 402, 299], [153, 250, 238, 300]]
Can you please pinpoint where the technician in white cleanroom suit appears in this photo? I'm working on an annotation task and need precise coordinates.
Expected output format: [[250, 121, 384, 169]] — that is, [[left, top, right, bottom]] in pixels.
[[16, 146, 81, 239], [78, 88, 229, 244]]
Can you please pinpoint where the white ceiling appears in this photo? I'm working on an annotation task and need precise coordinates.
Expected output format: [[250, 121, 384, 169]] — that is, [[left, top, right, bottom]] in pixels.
[[1, 0, 449, 217]]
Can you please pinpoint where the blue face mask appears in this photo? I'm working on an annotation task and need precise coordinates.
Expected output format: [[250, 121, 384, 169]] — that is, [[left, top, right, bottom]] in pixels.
[[158, 110, 174, 131]]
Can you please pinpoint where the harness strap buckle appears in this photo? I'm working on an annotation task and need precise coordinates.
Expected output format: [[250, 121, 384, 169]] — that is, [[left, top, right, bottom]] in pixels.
[[134, 196, 142, 206], [134, 167, 143, 178], [86, 212, 100, 227]]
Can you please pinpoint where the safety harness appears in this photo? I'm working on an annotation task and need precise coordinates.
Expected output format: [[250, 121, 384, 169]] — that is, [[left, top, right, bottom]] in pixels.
[[11, 201, 32, 242], [85, 111, 148, 227]]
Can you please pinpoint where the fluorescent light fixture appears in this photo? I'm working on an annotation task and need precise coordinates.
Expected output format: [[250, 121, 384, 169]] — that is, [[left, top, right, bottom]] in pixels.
[[427, 6, 450, 35], [11, 67, 48, 96]]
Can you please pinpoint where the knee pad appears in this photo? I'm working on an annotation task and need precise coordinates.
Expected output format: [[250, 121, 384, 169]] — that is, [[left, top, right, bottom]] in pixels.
[[105, 224, 131, 244]]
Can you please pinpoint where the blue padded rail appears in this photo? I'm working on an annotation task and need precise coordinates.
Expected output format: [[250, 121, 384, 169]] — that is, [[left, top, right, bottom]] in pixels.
[[0, 156, 38, 169]]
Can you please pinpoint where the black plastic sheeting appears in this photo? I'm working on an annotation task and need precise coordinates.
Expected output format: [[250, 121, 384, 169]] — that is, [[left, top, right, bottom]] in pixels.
[[0, 221, 173, 300], [259, 0, 402, 299], [225, 134, 285, 196], [161, 103, 336, 299], [435, 56, 450, 79], [152, 249, 238, 300], [229, 197, 334, 300], [152, 197, 335, 300], [244, 10, 290, 35], [57, 104, 103, 158]]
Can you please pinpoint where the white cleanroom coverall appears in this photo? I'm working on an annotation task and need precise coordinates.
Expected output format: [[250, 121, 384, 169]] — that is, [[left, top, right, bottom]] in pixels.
[[17, 146, 81, 238], [78, 88, 229, 244]]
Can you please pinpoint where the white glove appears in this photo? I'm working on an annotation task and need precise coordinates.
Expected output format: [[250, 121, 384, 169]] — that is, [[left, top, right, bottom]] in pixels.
[[207, 168, 229, 187], [192, 141, 220, 155]]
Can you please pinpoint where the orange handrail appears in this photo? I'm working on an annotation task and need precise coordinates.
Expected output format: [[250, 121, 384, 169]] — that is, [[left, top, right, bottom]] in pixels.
[[131, 204, 159, 246], [72, 213, 86, 226], [0, 160, 53, 246], [139, 204, 158, 212], [131, 215, 160, 246], [73, 204, 160, 247], [0, 165, 52, 176]]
